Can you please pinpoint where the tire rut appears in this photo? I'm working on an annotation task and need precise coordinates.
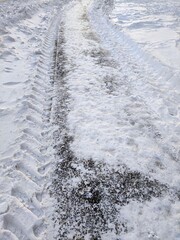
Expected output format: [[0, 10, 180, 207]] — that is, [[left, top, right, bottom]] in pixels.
[[0, 7, 62, 240]]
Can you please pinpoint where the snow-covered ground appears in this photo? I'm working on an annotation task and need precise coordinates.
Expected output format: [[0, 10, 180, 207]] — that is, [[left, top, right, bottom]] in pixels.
[[0, 0, 179, 239], [52, 0, 180, 239], [0, 0, 62, 239]]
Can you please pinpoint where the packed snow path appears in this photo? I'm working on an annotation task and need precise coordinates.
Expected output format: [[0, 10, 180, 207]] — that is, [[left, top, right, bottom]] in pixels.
[[51, 0, 180, 239], [0, 0, 179, 239]]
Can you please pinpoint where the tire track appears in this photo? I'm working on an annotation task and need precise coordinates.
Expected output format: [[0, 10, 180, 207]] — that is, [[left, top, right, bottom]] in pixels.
[[0, 7, 62, 240]]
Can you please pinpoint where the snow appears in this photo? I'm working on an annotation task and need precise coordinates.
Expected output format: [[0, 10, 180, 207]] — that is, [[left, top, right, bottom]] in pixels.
[[50, 0, 180, 238], [120, 196, 180, 240], [0, 0, 179, 239], [88, 0, 180, 189], [0, 0, 62, 239], [110, 0, 180, 76]]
